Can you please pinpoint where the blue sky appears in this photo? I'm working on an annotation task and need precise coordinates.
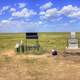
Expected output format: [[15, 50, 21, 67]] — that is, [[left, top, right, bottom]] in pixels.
[[0, 0, 80, 32]]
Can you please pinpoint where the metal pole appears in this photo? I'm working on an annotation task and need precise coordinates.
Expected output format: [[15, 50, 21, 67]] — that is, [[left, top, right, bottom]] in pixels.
[[37, 39, 39, 51], [26, 39, 27, 51]]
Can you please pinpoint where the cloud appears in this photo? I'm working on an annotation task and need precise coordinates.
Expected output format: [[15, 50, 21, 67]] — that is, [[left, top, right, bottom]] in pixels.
[[0, 6, 10, 15], [18, 3, 26, 8], [40, 2, 53, 10], [38, 21, 43, 24], [40, 8, 58, 19], [59, 5, 78, 14], [1, 20, 10, 23], [0, 20, 41, 32], [39, 5, 80, 20], [10, 8, 16, 12], [2, 6, 10, 11], [59, 5, 80, 18], [69, 11, 80, 18], [39, 11, 45, 15], [45, 8, 58, 17], [12, 8, 37, 17]]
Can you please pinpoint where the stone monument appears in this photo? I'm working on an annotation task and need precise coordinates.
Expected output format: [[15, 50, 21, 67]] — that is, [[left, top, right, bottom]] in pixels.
[[68, 32, 78, 49], [65, 32, 80, 54]]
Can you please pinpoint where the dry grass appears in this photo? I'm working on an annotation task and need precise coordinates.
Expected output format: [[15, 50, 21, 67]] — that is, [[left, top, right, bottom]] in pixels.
[[0, 51, 80, 80]]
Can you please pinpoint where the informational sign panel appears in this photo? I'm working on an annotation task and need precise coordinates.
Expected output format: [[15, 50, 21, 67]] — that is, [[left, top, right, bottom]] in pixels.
[[71, 32, 76, 39], [26, 33, 38, 39]]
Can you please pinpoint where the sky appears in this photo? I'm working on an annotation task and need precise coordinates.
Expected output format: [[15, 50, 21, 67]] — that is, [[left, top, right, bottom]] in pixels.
[[0, 0, 80, 32]]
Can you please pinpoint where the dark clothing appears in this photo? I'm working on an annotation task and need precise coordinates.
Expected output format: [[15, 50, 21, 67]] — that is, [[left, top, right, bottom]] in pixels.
[[52, 50, 57, 56]]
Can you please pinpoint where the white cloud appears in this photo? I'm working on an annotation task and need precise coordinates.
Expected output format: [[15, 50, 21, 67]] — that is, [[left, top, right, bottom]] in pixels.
[[59, 5, 80, 18], [40, 5, 80, 19], [38, 21, 43, 24], [1, 20, 10, 23], [10, 8, 16, 12], [0, 20, 41, 32], [0, 6, 10, 15], [12, 8, 37, 17], [59, 5, 77, 14], [18, 3, 26, 8], [69, 11, 80, 18], [40, 8, 58, 19], [2, 6, 10, 11], [45, 8, 58, 17], [39, 11, 45, 15], [40, 2, 53, 10]]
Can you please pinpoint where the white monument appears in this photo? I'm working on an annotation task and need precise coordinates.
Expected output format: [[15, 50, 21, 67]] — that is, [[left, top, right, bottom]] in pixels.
[[68, 32, 78, 49], [64, 32, 80, 54]]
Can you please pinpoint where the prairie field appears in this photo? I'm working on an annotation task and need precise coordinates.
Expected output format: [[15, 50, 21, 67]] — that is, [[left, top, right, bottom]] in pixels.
[[0, 32, 80, 80], [0, 32, 69, 52]]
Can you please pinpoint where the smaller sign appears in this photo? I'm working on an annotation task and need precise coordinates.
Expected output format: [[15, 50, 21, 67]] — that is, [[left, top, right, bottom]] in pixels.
[[71, 32, 76, 39]]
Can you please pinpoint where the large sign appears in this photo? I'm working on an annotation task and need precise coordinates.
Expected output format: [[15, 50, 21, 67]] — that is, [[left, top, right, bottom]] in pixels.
[[26, 33, 38, 39]]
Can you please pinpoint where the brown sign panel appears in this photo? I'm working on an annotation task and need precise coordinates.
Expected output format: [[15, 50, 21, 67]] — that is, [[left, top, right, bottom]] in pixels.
[[26, 33, 38, 39]]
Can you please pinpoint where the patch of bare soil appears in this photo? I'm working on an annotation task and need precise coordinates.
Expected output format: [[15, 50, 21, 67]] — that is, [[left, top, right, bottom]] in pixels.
[[0, 51, 80, 80], [0, 50, 16, 57]]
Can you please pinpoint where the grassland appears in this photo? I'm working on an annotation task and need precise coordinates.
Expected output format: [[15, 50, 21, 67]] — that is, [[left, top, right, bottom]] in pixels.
[[0, 32, 80, 80], [0, 32, 69, 53], [1, 32, 80, 52]]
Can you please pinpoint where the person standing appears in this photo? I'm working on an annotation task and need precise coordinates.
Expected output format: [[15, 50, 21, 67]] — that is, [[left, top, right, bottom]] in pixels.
[[15, 42, 20, 53]]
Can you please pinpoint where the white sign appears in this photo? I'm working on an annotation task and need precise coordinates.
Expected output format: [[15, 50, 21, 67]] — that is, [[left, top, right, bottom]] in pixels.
[[71, 32, 76, 38]]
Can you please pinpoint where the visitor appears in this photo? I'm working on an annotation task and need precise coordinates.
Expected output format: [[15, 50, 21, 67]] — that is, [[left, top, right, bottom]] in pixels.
[[51, 49, 57, 56], [15, 42, 20, 53]]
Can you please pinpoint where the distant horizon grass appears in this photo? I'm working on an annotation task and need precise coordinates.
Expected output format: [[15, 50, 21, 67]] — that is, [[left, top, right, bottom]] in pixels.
[[0, 32, 80, 53]]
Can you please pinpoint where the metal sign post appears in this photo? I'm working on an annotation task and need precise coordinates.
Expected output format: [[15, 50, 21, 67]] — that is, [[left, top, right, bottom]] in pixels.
[[25, 32, 40, 51]]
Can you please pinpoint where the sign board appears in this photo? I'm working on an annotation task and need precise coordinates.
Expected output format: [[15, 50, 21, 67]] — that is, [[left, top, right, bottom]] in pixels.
[[71, 32, 76, 39], [26, 33, 38, 39]]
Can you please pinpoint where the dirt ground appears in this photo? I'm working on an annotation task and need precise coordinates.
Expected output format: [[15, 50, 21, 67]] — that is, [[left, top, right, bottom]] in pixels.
[[0, 50, 80, 80]]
